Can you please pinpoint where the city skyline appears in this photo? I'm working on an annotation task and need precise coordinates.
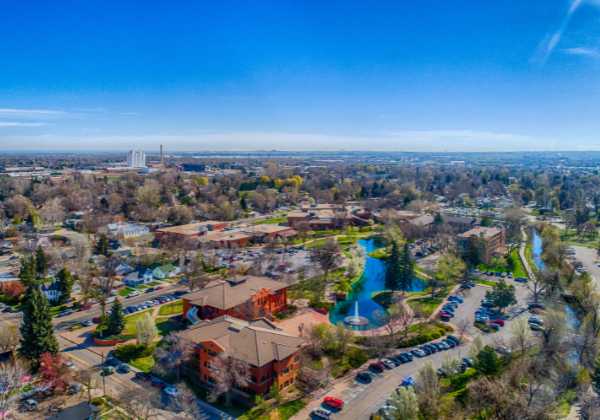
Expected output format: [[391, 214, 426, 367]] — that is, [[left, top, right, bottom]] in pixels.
[[2, 1, 600, 151]]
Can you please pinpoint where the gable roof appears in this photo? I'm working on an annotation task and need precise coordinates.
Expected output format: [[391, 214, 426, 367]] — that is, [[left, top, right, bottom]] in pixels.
[[180, 315, 303, 366], [184, 276, 287, 310]]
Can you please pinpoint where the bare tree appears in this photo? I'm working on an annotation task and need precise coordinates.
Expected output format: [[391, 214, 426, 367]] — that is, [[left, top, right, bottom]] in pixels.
[[75, 368, 99, 403], [0, 321, 20, 357], [119, 387, 162, 420], [208, 355, 250, 406], [136, 313, 158, 346], [510, 318, 532, 355], [414, 363, 441, 419], [0, 360, 26, 420], [154, 335, 195, 382]]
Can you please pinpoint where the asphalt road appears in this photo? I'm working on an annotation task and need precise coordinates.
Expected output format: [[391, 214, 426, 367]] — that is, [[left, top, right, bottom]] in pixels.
[[53, 284, 189, 329], [295, 280, 531, 420]]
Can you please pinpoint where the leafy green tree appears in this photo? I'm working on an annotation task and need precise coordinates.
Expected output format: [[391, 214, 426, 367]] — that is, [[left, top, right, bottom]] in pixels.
[[430, 254, 465, 298], [107, 299, 125, 337], [56, 268, 74, 304], [389, 386, 419, 420], [35, 247, 48, 278], [485, 280, 516, 312], [19, 283, 58, 369], [475, 345, 500, 375]]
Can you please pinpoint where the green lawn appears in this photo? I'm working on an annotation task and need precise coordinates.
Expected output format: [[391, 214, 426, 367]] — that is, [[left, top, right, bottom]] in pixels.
[[253, 216, 287, 225], [407, 296, 444, 317], [560, 228, 599, 248], [123, 309, 153, 336], [129, 355, 155, 372], [158, 299, 182, 316], [476, 278, 498, 287]]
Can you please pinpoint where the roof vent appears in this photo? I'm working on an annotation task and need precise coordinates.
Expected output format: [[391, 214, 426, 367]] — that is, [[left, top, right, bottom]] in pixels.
[[227, 277, 247, 286]]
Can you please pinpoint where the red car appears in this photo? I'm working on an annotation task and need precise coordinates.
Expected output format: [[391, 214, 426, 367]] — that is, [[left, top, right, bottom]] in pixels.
[[490, 319, 505, 327], [323, 396, 344, 410]]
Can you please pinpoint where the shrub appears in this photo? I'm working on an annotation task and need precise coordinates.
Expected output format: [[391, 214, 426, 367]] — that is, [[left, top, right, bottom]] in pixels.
[[114, 343, 153, 362], [346, 346, 368, 368]]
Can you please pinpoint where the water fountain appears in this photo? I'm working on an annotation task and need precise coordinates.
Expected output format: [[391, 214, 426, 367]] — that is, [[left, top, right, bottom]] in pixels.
[[344, 300, 369, 326]]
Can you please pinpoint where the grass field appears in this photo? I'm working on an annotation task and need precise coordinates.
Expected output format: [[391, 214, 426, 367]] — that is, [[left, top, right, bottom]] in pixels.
[[158, 299, 182, 316], [407, 295, 444, 317]]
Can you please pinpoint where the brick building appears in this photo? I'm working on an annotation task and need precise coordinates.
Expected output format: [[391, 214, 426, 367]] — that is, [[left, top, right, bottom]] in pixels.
[[182, 276, 288, 322], [180, 316, 303, 396], [457, 226, 506, 264]]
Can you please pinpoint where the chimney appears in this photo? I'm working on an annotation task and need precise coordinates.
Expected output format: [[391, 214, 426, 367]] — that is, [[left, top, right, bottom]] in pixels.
[[160, 144, 164, 165]]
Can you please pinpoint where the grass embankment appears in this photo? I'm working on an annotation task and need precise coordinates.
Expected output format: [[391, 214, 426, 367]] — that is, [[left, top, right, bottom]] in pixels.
[[476, 247, 526, 278]]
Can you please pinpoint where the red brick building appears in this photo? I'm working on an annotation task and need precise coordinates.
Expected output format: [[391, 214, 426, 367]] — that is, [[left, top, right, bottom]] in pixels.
[[179, 316, 303, 395], [182, 276, 288, 322]]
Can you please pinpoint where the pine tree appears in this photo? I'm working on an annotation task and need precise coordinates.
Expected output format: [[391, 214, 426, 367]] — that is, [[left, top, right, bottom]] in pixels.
[[95, 234, 110, 256], [19, 256, 36, 287], [107, 299, 125, 337], [398, 242, 415, 293], [56, 267, 73, 304], [35, 247, 48, 278], [385, 241, 401, 290], [19, 283, 58, 369]]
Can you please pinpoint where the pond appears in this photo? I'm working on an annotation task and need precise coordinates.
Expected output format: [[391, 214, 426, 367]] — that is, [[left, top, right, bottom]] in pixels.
[[329, 238, 426, 330]]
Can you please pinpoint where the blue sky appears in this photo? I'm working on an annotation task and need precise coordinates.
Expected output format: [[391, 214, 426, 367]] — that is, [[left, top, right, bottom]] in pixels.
[[1, 0, 600, 152]]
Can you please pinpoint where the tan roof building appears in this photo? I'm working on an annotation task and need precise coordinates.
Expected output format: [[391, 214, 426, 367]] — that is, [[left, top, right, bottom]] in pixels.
[[180, 315, 303, 366], [184, 276, 287, 311], [155, 221, 228, 238]]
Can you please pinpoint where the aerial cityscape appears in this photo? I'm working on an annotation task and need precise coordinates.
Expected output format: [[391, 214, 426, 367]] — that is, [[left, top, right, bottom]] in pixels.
[[3, 1, 600, 420]]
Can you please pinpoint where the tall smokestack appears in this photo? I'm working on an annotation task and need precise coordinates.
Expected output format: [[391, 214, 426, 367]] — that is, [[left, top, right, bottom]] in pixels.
[[160, 144, 164, 165]]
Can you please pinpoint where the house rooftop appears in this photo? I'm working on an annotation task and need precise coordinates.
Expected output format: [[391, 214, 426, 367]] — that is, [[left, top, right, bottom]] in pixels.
[[179, 315, 303, 366], [156, 221, 226, 236], [458, 226, 502, 239], [184, 275, 287, 310]]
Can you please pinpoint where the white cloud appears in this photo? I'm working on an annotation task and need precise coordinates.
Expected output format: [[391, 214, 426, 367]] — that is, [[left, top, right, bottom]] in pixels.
[[562, 46, 600, 58], [0, 121, 46, 127], [0, 108, 68, 119], [0, 129, 564, 152], [532, 0, 584, 65]]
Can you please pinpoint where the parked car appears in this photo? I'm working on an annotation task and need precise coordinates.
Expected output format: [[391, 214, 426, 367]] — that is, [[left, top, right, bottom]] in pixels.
[[356, 371, 373, 383], [400, 376, 415, 387], [369, 362, 385, 374], [411, 349, 427, 358], [163, 386, 179, 397], [116, 363, 130, 374], [323, 396, 344, 410], [382, 359, 396, 369], [311, 408, 332, 419], [490, 319, 505, 327]]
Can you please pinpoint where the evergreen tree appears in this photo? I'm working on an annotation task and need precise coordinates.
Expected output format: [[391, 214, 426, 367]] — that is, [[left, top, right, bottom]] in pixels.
[[95, 234, 110, 256], [19, 256, 36, 287], [35, 246, 48, 278], [107, 299, 125, 336], [56, 267, 74, 304], [19, 283, 58, 369], [592, 356, 600, 396], [398, 242, 414, 293], [385, 241, 401, 290]]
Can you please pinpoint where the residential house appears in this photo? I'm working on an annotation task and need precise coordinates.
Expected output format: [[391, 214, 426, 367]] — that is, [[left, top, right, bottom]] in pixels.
[[123, 269, 154, 287], [107, 222, 150, 239], [180, 315, 303, 395], [152, 263, 180, 280], [182, 276, 288, 322]]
